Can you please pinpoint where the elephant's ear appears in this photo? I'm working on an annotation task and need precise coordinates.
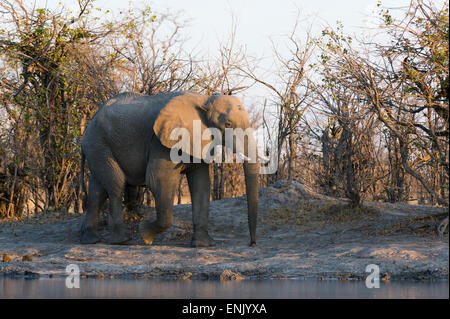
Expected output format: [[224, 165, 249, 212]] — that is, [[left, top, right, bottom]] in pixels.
[[153, 93, 213, 159]]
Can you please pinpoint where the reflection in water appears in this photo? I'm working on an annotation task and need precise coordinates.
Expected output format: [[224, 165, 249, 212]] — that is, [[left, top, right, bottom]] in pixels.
[[0, 278, 448, 299]]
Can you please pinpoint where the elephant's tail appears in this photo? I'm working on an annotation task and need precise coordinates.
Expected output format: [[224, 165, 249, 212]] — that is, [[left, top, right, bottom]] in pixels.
[[80, 149, 88, 212]]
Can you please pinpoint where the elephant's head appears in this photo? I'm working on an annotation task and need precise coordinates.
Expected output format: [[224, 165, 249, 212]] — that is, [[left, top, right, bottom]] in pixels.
[[153, 92, 259, 245]]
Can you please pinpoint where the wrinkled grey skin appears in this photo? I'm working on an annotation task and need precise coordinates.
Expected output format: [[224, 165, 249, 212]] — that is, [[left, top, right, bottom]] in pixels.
[[80, 91, 259, 247]]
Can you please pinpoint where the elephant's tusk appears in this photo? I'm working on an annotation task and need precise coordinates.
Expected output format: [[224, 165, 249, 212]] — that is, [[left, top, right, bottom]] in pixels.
[[237, 152, 251, 161], [238, 152, 269, 163], [257, 153, 270, 163]]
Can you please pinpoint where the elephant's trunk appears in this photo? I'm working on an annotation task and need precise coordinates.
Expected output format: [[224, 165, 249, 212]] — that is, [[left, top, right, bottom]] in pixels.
[[241, 132, 258, 246], [243, 161, 258, 246]]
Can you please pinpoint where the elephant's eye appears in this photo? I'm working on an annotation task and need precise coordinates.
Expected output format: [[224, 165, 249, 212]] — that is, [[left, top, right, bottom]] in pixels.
[[225, 121, 232, 128]]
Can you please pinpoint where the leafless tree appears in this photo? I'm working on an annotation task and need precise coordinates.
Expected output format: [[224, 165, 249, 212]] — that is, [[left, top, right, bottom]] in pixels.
[[240, 21, 317, 181]]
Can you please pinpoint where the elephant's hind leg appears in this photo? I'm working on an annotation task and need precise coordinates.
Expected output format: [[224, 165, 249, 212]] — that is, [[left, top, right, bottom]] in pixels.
[[124, 185, 144, 215], [103, 162, 131, 245], [87, 151, 131, 244], [80, 175, 106, 244]]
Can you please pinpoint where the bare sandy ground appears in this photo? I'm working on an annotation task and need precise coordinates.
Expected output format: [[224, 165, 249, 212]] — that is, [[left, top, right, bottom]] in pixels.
[[0, 180, 448, 281]]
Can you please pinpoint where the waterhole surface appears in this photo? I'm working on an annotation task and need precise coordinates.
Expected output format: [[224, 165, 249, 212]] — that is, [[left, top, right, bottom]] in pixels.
[[1, 278, 448, 299]]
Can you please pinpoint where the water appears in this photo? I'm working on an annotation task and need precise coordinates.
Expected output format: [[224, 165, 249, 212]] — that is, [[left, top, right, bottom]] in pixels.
[[0, 278, 448, 299]]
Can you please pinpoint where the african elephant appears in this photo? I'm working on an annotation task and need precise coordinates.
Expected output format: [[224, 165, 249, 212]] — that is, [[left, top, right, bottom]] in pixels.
[[79, 91, 259, 247]]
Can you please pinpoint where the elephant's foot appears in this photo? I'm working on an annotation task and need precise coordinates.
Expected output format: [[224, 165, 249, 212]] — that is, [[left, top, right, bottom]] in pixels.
[[106, 225, 131, 245], [139, 221, 157, 245], [80, 227, 100, 244], [139, 220, 170, 245], [191, 232, 216, 248]]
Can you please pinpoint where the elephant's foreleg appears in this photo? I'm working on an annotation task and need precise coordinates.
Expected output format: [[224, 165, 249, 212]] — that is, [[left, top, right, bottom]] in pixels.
[[187, 164, 215, 247], [139, 164, 178, 245], [80, 176, 106, 244]]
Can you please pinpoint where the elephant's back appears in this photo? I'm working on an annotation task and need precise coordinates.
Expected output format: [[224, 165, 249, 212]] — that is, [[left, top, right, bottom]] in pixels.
[[101, 92, 143, 107], [99, 91, 185, 118], [86, 91, 199, 141]]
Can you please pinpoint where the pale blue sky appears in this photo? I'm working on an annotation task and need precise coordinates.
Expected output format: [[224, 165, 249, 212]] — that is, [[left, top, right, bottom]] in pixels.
[[40, 0, 414, 59], [96, 0, 412, 58]]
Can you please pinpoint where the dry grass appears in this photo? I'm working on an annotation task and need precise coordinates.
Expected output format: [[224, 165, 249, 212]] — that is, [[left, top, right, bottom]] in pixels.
[[260, 200, 380, 227], [374, 214, 448, 238], [319, 202, 380, 223]]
